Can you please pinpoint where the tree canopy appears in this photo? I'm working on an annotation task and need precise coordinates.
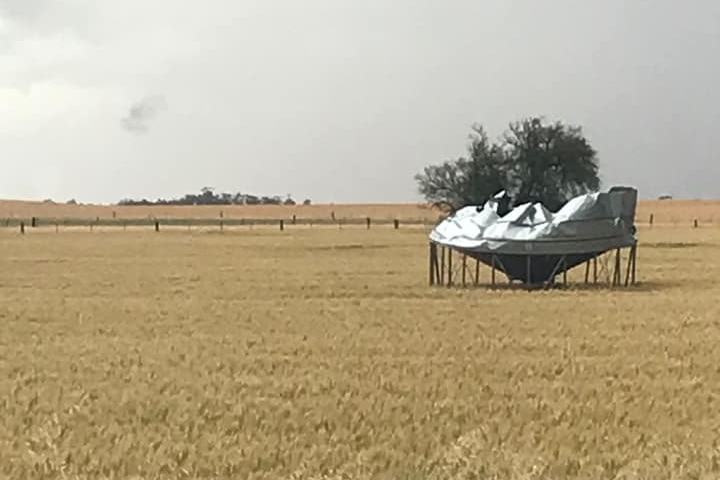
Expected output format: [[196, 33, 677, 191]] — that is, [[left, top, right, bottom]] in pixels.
[[415, 117, 600, 213]]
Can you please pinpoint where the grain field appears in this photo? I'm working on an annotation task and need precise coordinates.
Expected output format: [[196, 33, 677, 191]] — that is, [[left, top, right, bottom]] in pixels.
[[0, 200, 440, 222], [2, 198, 719, 225], [2, 223, 720, 479]]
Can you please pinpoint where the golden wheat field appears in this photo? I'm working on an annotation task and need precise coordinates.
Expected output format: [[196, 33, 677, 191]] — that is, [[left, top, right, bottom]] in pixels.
[[0, 200, 440, 222], [2, 203, 720, 479], [1, 198, 719, 225]]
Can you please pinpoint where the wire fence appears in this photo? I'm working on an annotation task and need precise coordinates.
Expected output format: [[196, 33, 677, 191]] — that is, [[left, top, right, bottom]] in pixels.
[[0, 216, 437, 234], [1, 212, 715, 234]]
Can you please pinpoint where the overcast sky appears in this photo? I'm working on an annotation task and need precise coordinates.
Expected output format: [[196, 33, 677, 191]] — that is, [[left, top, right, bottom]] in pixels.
[[1, 0, 718, 204]]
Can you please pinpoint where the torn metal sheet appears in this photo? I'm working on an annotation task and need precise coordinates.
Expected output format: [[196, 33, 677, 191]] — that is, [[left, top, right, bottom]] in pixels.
[[429, 187, 638, 283]]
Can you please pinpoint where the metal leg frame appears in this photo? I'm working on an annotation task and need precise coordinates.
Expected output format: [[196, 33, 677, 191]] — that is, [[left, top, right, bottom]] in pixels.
[[430, 243, 638, 289], [581, 243, 638, 288], [543, 255, 568, 289]]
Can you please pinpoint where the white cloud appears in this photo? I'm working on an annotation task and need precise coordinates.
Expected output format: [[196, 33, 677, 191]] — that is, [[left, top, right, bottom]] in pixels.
[[0, 81, 114, 133]]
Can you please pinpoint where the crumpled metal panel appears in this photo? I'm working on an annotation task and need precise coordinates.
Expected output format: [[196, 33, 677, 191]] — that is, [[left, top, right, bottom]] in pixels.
[[430, 187, 638, 256]]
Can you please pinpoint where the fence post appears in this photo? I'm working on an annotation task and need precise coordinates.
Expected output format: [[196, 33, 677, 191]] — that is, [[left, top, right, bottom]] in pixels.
[[155, 220, 160, 232], [366, 217, 371, 229], [292, 215, 296, 225], [394, 219, 399, 230], [31, 217, 37, 228], [649, 214, 654, 226], [694, 219, 698, 228], [280, 219, 284, 231], [20, 222, 25, 234], [220, 220, 224, 232]]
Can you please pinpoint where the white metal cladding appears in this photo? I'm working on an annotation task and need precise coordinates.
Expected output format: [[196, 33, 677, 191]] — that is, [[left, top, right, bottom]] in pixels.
[[429, 187, 638, 256]]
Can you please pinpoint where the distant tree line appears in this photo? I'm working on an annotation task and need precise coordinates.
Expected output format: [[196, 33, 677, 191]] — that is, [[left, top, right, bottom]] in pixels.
[[118, 187, 311, 206]]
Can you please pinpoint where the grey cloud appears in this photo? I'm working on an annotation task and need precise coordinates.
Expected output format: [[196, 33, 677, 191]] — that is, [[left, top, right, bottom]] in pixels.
[[121, 95, 168, 134], [2, 0, 720, 204], [0, 0, 48, 20], [0, 0, 96, 49]]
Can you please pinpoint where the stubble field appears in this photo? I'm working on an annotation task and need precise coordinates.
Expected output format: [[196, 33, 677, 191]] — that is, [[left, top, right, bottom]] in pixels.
[[2, 210, 720, 479]]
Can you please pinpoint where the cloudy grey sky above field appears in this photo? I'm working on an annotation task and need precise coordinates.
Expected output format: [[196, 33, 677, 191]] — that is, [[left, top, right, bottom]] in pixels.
[[1, 0, 719, 204]]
